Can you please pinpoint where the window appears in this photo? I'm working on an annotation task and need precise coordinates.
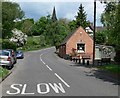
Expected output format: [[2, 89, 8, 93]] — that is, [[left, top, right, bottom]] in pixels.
[[77, 43, 85, 53]]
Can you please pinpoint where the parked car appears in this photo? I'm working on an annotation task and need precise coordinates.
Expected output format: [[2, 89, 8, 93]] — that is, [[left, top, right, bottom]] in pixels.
[[16, 50, 24, 59], [0, 50, 14, 69], [5, 49, 17, 64]]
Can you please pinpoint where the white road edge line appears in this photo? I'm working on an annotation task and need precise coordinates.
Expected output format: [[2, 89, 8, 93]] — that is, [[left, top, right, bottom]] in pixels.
[[46, 65, 52, 71], [40, 54, 45, 64], [40, 54, 43, 61], [54, 73, 70, 88]]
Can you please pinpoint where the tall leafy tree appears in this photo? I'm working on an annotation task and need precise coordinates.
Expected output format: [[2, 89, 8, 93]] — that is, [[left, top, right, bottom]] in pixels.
[[111, 2, 120, 63], [32, 16, 48, 36], [2, 2, 24, 38], [21, 19, 34, 36], [0, 1, 2, 38], [95, 31, 106, 44], [15, 18, 34, 36], [45, 18, 70, 48], [101, 1, 120, 63], [75, 4, 89, 29], [100, 2, 117, 46], [68, 20, 76, 31], [101, 2, 116, 29]]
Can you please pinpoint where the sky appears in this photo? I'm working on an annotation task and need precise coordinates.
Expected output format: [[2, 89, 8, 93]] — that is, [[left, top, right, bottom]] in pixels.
[[10, 0, 106, 26]]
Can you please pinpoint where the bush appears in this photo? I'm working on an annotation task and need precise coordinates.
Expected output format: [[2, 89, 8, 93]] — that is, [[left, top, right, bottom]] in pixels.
[[2, 39, 17, 51], [95, 31, 106, 44], [114, 50, 120, 63]]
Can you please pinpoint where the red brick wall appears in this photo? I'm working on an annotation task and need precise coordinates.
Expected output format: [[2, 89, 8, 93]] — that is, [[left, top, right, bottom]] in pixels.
[[59, 45, 66, 58], [66, 26, 93, 59]]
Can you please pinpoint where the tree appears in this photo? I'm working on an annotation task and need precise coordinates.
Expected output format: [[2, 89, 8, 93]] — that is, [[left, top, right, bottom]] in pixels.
[[111, 2, 120, 63], [101, 2, 117, 46], [68, 20, 76, 31], [30, 13, 70, 49], [54, 19, 71, 48], [14, 18, 34, 36], [16, 18, 34, 36], [101, 2, 120, 63], [32, 16, 48, 36], [10, 28, 27, 47], [75, 4, 90, 29], [95, 31, 106, 44], [45, 18, 70, 48], [0, 1, 2, 38], [101, 2, 116, 28], [2, 2, 24, 38]]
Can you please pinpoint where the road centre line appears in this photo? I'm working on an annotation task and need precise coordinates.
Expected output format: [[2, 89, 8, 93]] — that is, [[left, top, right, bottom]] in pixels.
[[42, 61, 45, 64], [46, 65, 52, 71], [54, 73, 70, 88], [40, 51, 70, 88], [40, 54, 52, 71]]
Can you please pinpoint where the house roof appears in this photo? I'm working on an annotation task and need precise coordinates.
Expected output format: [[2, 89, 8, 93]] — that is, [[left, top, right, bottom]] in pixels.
[[60, 26, 92, 46], [60, 27, 79, 45], [60, 24, 106, 46]]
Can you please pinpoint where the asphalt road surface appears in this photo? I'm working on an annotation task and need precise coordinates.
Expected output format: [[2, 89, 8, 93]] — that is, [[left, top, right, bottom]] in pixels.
[[1, 47, 118, 96]]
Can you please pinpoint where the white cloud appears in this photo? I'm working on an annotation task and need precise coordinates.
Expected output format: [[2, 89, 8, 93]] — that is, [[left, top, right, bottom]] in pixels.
[[64, 13, 76, 20], [7, 1, 106, 26], [9, 0, 95, 2]]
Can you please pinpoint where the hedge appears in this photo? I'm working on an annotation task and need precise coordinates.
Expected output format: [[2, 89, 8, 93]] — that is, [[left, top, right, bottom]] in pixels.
[[2, 39, 17, 51]]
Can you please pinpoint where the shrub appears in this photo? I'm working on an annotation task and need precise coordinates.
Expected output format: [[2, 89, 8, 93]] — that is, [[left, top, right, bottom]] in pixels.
[[2, 39, 17, 51], [114, 50, 120, 63], [95, 31, 106, 44]]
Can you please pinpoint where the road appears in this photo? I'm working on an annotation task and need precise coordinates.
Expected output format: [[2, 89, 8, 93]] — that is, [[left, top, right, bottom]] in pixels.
[[1, 47, 118, 96]]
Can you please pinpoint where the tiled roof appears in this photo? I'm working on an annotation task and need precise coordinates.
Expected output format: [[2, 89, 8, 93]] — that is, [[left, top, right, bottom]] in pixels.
[[60, 27, 79, 45]]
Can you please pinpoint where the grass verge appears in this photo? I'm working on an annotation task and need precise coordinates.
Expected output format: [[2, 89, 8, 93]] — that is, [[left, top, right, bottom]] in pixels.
[[97, 64, 120, 74], [18, 45, 51, 52], [0, 67, 9, 79], [18, 36, 52, 52]]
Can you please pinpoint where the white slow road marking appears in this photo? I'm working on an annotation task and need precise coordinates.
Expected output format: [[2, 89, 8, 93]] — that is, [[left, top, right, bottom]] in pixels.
[[46, 65, 52, 71], [54, 73, 70, 88], [6, 83, 66, 95]]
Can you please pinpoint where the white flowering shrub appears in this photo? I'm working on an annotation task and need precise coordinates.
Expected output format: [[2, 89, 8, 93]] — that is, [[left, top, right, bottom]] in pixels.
[[10, 28, 27, 47]]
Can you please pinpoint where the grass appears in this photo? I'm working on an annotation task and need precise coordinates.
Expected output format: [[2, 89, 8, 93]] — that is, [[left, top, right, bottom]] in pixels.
[[97, 64, 120, 74], [19, 36, 51, 52], [0, 38, 2, 43], [0, 67, 9, 79], [20, 45, 51, 52]]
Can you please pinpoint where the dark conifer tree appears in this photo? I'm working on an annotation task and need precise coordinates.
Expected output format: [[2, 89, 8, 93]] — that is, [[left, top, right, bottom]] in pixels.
[[75, 4, 89, 29]]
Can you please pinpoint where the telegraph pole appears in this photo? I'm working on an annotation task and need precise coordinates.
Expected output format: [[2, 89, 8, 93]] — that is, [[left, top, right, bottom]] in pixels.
[[93, 0, 96, 66]]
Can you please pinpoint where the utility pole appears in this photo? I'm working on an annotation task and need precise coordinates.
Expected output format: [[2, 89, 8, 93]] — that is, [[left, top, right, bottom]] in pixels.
[[93, 0, 96, 66]]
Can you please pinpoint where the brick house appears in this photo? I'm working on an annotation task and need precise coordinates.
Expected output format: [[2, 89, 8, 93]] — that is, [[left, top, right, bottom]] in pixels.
[[58, 26, 93, 60]]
